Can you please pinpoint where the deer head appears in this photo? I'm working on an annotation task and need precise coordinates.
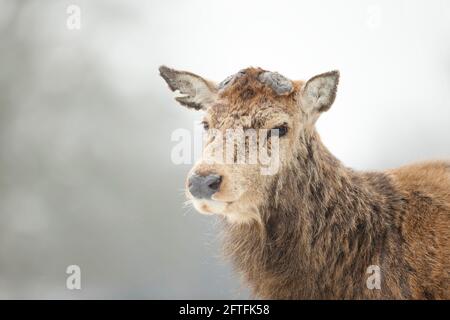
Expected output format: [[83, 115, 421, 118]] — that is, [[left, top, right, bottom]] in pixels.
[[160, 66, 339, 224]]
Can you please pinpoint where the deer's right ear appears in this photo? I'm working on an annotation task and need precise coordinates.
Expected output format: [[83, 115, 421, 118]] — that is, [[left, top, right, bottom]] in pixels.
[[159, 66, 218, 110]]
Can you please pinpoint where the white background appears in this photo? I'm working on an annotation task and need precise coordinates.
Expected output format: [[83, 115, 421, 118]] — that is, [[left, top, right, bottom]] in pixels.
[[0, 0, 449, 298]]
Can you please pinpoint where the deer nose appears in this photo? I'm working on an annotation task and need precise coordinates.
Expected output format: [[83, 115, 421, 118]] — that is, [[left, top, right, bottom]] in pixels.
[[188, 174, 222, 199]]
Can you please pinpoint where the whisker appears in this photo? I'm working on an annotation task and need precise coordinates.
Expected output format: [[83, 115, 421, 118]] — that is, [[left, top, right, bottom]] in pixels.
[[182, 199, 194, 216]]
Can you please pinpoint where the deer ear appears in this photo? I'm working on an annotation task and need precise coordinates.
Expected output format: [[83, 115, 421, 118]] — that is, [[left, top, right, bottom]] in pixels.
[[300, 71, 339, 115], [159, 66, 218, 110]]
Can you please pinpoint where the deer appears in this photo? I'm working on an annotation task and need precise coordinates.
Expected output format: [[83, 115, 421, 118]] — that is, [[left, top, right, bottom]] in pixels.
[[159, 65, 450, 299]]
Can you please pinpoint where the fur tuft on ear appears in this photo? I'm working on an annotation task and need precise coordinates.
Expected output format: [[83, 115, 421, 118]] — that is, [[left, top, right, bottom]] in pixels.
[[300, 70, 339, 115], [159, 66, 217, 110]]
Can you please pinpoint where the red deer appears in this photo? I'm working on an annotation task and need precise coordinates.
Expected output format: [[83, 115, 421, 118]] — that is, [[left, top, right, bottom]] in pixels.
[[159, 65, 450, 299]]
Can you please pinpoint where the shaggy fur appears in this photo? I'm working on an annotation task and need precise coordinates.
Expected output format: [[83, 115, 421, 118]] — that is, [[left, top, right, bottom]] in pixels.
[[160, 66, 450, 299], [222, 131, 450, 299]]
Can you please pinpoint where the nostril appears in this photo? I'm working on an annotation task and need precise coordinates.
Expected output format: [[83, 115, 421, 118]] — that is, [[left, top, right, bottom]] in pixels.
[[207, 176, 222, 191]]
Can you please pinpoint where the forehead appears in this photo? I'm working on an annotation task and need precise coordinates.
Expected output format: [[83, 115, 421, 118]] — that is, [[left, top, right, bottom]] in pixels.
[[206, 67, 300, 127]]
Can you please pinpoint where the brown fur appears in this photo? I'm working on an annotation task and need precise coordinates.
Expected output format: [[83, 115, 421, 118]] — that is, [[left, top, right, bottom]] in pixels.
[[160, 66, 450, 299], [222, 132, 450, 299]]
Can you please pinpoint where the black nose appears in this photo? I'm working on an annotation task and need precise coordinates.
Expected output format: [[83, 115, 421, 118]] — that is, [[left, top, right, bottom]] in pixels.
[[188, 174, 222, 199]]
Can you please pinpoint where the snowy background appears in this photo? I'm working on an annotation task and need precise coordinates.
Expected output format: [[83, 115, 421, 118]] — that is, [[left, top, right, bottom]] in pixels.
[[0, 0, 449, 298]]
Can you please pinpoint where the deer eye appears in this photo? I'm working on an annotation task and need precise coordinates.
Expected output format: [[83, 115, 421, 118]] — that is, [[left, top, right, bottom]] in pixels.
[[269, 123, 288, 138], [201, 121, 210, 131]]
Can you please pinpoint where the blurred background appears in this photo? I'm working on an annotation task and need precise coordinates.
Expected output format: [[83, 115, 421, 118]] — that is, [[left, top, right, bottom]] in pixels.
[[0, 0, 449, 299]]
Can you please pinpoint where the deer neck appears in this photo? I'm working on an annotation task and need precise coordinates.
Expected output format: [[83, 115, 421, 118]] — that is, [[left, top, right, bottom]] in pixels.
[[222, 129, 402, 298]]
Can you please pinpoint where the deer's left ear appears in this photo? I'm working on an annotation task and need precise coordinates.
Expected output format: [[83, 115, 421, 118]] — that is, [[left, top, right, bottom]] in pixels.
[[300, 71, 339, 115], [159, 66, 218, 111]]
